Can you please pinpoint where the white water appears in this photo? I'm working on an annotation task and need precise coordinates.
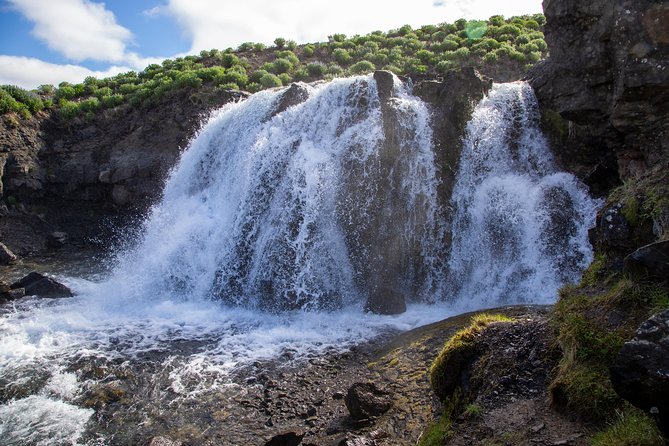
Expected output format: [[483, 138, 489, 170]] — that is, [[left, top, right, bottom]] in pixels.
[[447, 82, 599, 307], [0, 78, 598, 445]]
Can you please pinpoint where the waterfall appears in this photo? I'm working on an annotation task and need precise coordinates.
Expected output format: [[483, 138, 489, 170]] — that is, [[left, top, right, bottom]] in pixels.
[[0, 78, 601, 445], [101, 74, 445, 312], [446, 82, 599, 307]]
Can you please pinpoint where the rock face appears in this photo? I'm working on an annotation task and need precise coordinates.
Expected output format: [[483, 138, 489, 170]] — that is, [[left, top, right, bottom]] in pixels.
[[528, 0, 669, 190], [344, 382, 392, 420], [0, 87, 247, 254], [10, 272, 73, 298], [610, 309, 669, 434]]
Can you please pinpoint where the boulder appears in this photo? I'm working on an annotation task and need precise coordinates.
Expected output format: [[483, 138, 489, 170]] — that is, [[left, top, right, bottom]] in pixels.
[[624, 240, 669, 279], [0, 242, 17, 265], [264, 429, 305, 446], [344, 382, 392, 420], [10, 272, 73, 298], [610, 309, 669, 434]]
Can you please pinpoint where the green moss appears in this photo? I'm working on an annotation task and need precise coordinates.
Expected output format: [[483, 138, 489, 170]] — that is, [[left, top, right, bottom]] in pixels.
[[430, 313, 513, 401], [463, 403, 482, 418], [581, 253, 608, 287], [551, 276, 669, 422], [416, 414, 452, 446], [621, 195, 640, 227], [591, 407, 665, 446]]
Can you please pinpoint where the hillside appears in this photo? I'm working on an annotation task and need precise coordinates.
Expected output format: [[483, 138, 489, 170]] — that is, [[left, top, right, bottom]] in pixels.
[[1, 15, 545, 124]]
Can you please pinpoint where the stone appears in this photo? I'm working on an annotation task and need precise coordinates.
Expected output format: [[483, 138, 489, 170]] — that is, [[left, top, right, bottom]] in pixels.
[[264, 429, 305, 446], [10, 272, 73, 298], [47, 231, 68, 248], [597, 203, 631, 249], [272, 83, 310, 116], [344, 382, 392, 420], [610, 309, 669, 434], [0, 242, 17, 265], [624, 240, 669, 279], [373, 70, 395, 101]]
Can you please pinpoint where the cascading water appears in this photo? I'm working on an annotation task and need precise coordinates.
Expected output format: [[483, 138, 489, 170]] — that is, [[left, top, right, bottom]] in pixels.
[[0, 77, 599, 445], [446, 82, 599, 308], [99, 73, 444, 312]]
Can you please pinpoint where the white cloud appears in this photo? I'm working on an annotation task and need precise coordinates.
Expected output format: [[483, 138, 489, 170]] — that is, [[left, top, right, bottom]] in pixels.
[[161, 0, 543, 53], [7, 0, 133, 63], [0, 55, 132, 89]]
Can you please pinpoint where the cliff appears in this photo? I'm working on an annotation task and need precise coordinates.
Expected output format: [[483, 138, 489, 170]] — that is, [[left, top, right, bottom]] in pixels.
[[0, 87, 246, 255]]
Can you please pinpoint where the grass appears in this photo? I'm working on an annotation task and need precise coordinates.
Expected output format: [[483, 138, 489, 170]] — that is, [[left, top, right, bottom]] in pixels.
[[591, 407, 665, 446], [551, 271, 669, 423]]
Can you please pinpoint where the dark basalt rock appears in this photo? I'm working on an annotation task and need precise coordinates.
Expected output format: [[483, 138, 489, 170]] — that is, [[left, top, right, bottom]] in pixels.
[[373, 70, 395, 102], [264, 429, 305, 446], [272, 83, 310, 117], [10, 272, 73, 298], [624, 240, 669, 279], [0, 280, 24, 304], [145, 436, 182, 446], [610, 309, 669, 434], [344, 382, 392, 420]]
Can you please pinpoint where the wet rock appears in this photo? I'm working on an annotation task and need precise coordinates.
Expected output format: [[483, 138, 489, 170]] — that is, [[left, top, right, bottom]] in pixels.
[[272, 83, 310, 116], [264, 429, 305, 446], [10, 272, 73, 298], [47, 231, 68, 248], [610, 309, 669, 434], [344, 382, 392, 420], [624, 240, 669, 279], [365, 287, 406, 315], [146, 436, 182, 446], [0, 241, 17, 265], [0, 280, 25, 304], [597, 203, 631, 249], [373, 70, 395, 101]]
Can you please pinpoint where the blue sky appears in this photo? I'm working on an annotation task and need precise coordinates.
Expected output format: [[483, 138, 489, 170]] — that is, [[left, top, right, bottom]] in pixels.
[[0, 0, 543, 88]]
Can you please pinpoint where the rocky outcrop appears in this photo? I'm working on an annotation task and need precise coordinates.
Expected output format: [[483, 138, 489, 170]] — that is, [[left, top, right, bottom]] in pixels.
[[528, 0, 669, 192], [611, 309, 669, 434], [264, 430, 305, 446], [0, 87, 247, 254], [624, 240, 669, 279]]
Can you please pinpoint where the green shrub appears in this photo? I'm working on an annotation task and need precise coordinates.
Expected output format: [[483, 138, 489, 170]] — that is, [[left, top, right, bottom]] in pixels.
[[272, 58, 294, 74], [333, 48, 352, 65], [276, 50, 299, 65], [58, 99, 80, 120], [278, 73, 292, 85], [349, 60, 376, 74], [249, 69, 269, 83], [274, 37, 286, 49], [100, 94, 124, 108], [303, 44, 315, 57], [259, 73, 282, 88], [174, 72, 203, 89], [246, 82, 262, 93], [306, 63, 326, 77]]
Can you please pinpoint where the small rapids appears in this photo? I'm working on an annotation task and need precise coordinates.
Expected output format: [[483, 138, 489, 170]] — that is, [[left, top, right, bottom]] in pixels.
[[0, 78, 599, 445]]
